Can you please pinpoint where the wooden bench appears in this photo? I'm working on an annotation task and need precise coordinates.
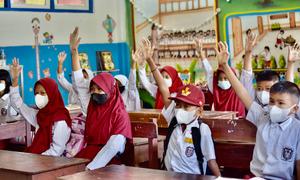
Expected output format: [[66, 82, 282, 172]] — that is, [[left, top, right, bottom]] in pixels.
[[0, 150, 89, 180], [58, 165, 216, 180]]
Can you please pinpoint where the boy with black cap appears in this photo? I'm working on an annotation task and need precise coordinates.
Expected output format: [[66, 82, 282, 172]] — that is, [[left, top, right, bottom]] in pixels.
[[140, 38, 220, 176]]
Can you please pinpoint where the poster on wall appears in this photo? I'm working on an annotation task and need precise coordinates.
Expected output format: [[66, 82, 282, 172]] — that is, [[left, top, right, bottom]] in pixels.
[[96, 51, 115, 71], [0, 0, 4, 7]]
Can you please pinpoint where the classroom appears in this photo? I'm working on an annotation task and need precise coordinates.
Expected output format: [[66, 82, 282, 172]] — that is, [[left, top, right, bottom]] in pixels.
[[0, 0, 299, 179]]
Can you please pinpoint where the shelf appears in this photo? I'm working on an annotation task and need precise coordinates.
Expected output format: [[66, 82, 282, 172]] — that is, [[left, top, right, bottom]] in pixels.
[[159, 42, 216, 51], [253, 68, 287, 73]]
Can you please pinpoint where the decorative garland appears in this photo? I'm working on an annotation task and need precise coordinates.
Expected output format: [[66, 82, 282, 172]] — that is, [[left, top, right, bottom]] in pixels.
[[129, 0, 221, 32]]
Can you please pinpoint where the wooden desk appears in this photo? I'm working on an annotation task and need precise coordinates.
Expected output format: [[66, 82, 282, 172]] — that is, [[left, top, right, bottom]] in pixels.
[[58, 165, 216, 180], [0, 150, 89, 180], [0, 117, 31, 147]]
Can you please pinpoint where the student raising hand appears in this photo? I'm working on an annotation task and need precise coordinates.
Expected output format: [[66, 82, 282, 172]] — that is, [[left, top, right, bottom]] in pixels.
[[194, 39, 206, 60], [244, 33, 257, 71], [69, 27, 81, 71], [216, 41, 253, 110], [286, 43, 300, 82], [140, 38, 172, 108], [131, 46, 144, 70], [57, 51, 67, 74], [10, 58, 21, 87]]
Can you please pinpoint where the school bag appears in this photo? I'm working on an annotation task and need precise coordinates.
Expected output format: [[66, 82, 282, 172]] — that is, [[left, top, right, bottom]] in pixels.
[[161, 117, 212, 175], [64, 113, 86, 157]]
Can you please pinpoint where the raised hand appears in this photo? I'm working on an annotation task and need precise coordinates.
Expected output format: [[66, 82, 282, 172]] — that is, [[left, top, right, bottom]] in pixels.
[[288, 43, 300, 63], [58, 51, 67, 65], [215, 41, 230, 66], [245, 32, 257, 53], [132, 45, 146, 68], [69, 27, 81, 51], [140, 38, 154, 64], [194, 39, 206, 60], [10, 58, 22, 87]]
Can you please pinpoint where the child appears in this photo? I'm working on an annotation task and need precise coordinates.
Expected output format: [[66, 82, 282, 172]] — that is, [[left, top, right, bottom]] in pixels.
[[138, 39, 183, 109], [10, 59, 71, 156], [241, 33, 279, 109], [275, 29, 285, 50], [261, 46, 271, 68], [216, 41, 300, 179], [114, 49, 141, 111], [57, 51, 93, 106], [0, 69, 19, 119], [70, 27, 132, 170], [141, 40, 220, 176], [195, 39, 245, 117]]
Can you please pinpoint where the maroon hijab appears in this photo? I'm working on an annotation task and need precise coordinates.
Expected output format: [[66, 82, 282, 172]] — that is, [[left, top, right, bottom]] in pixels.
[[213, 69, 245, 117], [27, 78, 71, 154], [155, 66, 183, 109]]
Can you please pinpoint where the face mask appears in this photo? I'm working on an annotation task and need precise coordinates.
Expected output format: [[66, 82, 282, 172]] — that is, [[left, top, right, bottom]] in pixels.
[[269, 105, 295, 123], [0, 83, 5, 92], [118, 86, 125, 94], [218, 80, 231, 90], [175, 108, 197, 124], [35, 94, 49, 109], [256, 91, 270, 105], [164, 78, 172, 88], [91, 93, 108, 105]]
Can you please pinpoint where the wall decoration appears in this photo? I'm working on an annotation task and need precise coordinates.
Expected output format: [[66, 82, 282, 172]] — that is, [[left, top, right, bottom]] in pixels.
[[45, 13, 51, 21], [28, 71, 34, 79], [43, 68, 50, 77], [96, 51, 115, 71], [102, 15, 116, 43], [43, 32, 54, 44], [31, 17, 41, 80], [78, 52, 90, 69]]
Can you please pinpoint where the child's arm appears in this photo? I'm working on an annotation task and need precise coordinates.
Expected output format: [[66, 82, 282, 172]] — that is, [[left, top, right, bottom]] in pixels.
[[286, 43, 300, 82], [57, 51, 73, 92], [86, 134, 126, 170], [128, 50, 141, 110], [10, 58, 38, 127], [195, 39, 213, 93], [207, 160, 221, 176], [70, 27, 81, 72], [141, 39, 171, 108], [297, 160, 300, 180], [216, 42, 253, 110], [241, 33, 257, 100]]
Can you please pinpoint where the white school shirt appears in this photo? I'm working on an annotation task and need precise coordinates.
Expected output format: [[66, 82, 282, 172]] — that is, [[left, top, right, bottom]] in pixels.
[[115, 69, 141, 111], [246, 102, 300, 180], [73, 69, 126, 169], [240, 69, 256, 101], [162, 101, 216, 174], [0, 93, 19, 119], [57, 72, 80, 105], [9, 86, 71, 157], [201, 59, 214, 94]]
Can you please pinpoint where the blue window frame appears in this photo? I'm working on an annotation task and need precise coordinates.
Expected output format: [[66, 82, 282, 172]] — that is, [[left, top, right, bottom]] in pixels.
[[0, 0, 93, 13]]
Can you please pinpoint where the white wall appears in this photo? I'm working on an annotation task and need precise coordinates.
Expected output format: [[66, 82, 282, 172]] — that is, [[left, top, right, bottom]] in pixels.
[[135, 0, 159, 25], [0, 0, 127, 47]]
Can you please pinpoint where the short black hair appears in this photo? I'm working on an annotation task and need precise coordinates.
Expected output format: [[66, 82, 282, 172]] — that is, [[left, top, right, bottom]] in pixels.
[[0, 69, 12, 95], [280, 29, 285, 33], [246, 29, 251, 35], [270, 81, 300, 101], [256, 70, 279, 83], [264, 46, 270, 51]]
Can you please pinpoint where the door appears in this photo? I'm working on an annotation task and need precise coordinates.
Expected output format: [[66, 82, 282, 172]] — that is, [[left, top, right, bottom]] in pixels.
[[232, 17, 243, 56], [257, 16, 264, 35], [289, 12, 296, 28]]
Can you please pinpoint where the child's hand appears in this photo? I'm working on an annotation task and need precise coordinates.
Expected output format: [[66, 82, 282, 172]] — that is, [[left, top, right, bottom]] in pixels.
[[141, 38, 154, 64], [10, 58, 22, 80], [58, 51, 67, 65], [216, 41, 230, 66], [69, 27, 81, 51], [194, 39, 206, 60], [288, 43, 300, 63], [245, 33, 257, 53], [132, 46, 146, 68]]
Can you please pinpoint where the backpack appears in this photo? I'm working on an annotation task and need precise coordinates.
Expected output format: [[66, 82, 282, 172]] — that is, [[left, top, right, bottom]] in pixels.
[[161, 117, 211, 175], [64, 113, 86, 157]]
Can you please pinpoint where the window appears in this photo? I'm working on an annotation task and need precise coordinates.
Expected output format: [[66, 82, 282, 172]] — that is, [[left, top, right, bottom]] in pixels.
[[0, 0, 93, 12]]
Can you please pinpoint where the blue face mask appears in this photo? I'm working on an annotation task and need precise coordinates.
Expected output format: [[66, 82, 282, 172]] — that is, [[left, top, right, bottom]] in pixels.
[[0, 83, 5, 92], [218, 80, 231, 90]]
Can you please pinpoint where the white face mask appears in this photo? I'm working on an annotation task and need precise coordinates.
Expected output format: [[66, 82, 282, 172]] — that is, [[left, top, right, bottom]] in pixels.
[[218, 80, 231, 90], [164, 78, 172, 88], [35, 94, 49, 109], [256, 91, 270, 105], [269, 105, 295, 123], [175, 108, 197, 124], [0, 83, 5, 92]]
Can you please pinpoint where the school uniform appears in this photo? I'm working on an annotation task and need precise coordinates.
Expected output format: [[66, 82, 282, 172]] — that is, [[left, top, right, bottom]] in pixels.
[[57, 72, 80, 105], [162, 101, 216, 174], [115, 69, 141, 111], [247, 102, 300, 179], [0, 93, 19, 118], [10, 79, 71, 156]]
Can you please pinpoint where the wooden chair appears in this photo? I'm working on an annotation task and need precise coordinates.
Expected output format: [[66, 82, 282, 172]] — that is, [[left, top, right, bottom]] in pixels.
[[127, 119, 160, 169]]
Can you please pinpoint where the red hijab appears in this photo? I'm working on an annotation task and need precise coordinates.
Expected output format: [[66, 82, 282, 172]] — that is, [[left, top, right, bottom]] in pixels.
[[213, 69, 245, 117], [84, 73, 132, 146], [155, 66, 183, 109], [27, 78, 71, 154]]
